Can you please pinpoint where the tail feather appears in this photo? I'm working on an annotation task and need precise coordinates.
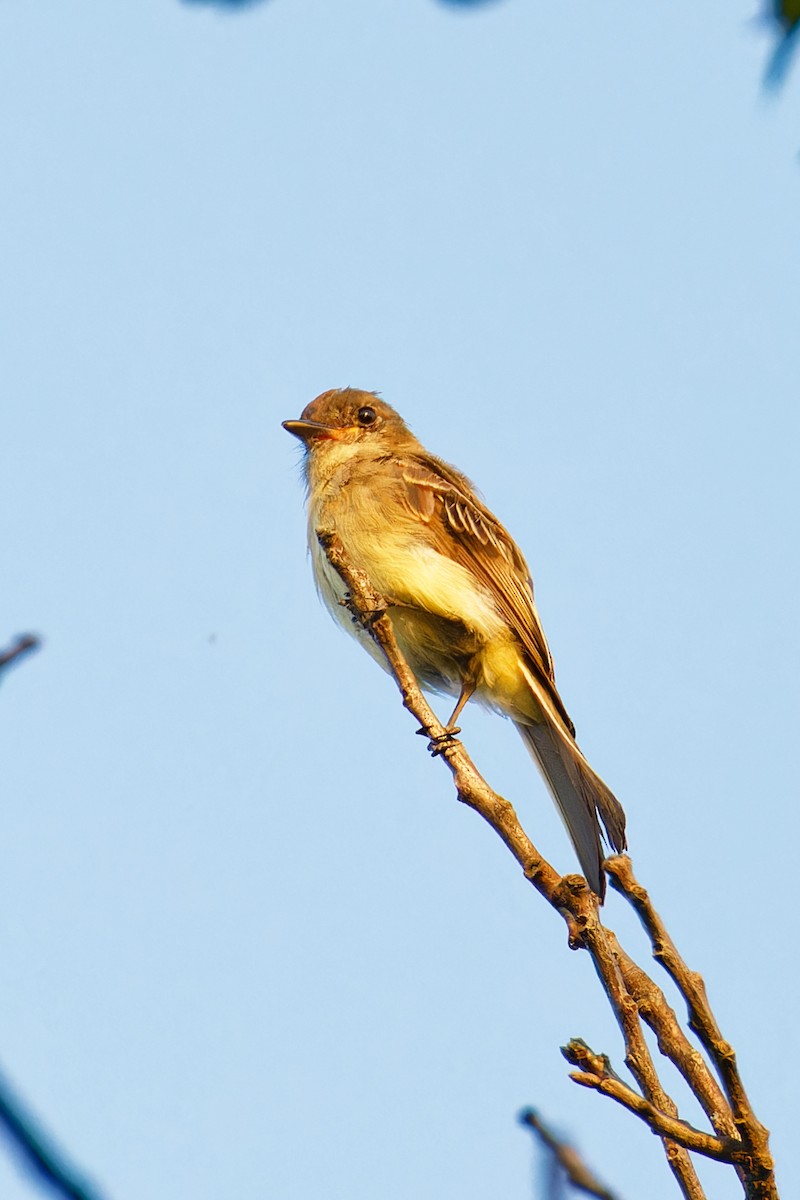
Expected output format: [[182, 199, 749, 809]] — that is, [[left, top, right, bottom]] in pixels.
[[515, 719, 626, 900]]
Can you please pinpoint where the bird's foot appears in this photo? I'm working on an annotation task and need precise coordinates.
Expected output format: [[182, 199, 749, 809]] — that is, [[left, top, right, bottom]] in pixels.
[[416, 726, 461, 756], [338, 593, 385, 629]]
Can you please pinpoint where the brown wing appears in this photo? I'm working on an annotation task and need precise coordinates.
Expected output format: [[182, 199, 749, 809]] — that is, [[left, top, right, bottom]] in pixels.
[[396, 454, 576, 737]]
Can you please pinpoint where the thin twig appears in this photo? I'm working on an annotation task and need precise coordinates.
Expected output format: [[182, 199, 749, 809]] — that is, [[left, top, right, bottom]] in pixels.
[[606, 858, 776, 1198], [568, 914, 701, 1197], [603, 933, 741, 1142], [563, 1041, 733, 1162]]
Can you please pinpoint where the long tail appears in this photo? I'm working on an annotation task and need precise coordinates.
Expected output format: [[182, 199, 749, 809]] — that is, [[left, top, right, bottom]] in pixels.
[[515, 717, 626, 900]]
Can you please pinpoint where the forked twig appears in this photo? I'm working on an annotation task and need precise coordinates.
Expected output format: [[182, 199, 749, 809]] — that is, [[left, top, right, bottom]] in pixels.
[[317, 530, 778, 1200]]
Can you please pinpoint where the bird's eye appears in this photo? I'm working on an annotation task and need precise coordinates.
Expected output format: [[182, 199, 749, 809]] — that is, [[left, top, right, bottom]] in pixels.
[[356, 406, 377, 426]]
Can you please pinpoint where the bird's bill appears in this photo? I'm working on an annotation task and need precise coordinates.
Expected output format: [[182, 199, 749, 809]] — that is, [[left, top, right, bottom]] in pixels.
[[281, 418, 347, 443]]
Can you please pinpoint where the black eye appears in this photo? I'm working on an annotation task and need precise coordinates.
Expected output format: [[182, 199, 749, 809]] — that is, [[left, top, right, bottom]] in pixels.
[[357, 405, 377, 426]]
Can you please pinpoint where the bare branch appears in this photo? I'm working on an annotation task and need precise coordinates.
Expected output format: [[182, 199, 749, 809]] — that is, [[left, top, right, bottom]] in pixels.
[[317, 531, 780, 1200], [606, 858, 776, 1198], [603, 934, 737, 1141], [563, 1041, 733, 1162], [519, 1107, 619, 1199], [318, 530, 711, 1198]]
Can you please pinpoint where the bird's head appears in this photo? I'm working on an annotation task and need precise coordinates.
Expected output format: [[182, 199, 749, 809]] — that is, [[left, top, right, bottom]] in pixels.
[[283, 389, 416, 479]]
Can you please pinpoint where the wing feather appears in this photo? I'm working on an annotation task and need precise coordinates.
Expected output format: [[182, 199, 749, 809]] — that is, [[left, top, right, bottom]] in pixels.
[[396, 455, 576, 736]]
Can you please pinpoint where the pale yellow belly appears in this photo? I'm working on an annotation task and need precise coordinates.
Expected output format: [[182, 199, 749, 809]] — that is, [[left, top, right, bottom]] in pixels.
[[309, 498, 540, 724]]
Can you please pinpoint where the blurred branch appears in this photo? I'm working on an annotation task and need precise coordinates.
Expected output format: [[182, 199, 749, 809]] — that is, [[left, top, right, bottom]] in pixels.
[[177, 0, 799, 95], [180, 0, 267, 8], [0, 634, 41, 681], [180, 0, 503, 7], [0, 1068, 106, 1200], [1, 633, 107, 1195], [318, 529, 778, 1200], [519, 1107, 618, 1199], [1, 630, 108, 1200], [763, 1, 800, 88]]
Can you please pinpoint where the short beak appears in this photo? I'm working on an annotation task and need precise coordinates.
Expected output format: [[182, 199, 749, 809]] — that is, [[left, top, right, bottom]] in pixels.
[[281, 418, 338, 444]]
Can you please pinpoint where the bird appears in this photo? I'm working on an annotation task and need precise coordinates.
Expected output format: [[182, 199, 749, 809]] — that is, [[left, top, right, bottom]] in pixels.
[[283, 388, 626, 898]]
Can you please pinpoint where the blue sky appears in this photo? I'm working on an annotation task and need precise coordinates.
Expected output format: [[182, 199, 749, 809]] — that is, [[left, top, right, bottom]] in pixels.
[[1, 2, 798, 1198]]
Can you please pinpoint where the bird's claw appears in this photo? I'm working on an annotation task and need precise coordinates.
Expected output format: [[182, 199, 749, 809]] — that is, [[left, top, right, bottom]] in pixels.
[[416, 726, 461, 756], [338, 593, 384, 629]]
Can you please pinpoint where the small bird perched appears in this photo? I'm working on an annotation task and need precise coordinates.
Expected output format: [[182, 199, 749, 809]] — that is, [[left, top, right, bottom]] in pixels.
[[283, 388, 626, 898]]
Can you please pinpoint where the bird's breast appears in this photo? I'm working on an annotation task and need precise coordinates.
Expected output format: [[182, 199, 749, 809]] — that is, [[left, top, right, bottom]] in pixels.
[[306, 477, 511, 692], [310, 489, 504, 640]]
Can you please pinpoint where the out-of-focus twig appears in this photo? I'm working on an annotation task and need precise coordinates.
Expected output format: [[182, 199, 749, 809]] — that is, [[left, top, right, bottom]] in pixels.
[[763, 0, 800, 88], [0, 634, 41, 680], [1, 630, 107, 1200], [0, 1067, 106, 1200], [519, 1107, 618, 1199]]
